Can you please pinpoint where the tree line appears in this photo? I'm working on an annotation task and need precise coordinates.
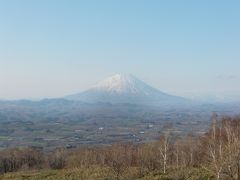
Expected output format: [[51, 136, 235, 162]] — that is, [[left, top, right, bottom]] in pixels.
[[0, 115, 240, 179]]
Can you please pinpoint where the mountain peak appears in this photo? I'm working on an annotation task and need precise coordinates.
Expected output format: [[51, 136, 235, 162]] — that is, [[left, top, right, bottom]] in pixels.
[[66, 74, 186, 105], [93, 74, 140, 94]]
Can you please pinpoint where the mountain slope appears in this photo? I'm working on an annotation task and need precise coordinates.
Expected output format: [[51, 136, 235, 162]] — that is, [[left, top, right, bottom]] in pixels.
[[65, 74, 187, 105]]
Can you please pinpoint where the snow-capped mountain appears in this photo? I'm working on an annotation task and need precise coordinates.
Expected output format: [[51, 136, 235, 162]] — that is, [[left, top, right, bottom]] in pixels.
[[66, 74, 187, 105]]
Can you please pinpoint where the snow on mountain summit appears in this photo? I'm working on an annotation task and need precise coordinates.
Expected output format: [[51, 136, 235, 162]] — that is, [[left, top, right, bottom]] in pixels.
[[92, 74, 151, 95]]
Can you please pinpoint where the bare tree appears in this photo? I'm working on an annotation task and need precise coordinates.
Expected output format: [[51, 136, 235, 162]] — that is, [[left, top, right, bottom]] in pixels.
[[158, 126, 172, 174]]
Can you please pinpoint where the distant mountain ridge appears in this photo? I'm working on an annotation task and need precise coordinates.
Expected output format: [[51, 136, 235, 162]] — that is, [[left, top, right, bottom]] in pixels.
[[65, 74, 187, 105]]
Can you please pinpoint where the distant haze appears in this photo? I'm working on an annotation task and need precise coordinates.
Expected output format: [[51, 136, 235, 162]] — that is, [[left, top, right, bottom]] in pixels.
[[0, 1, 240, 100]]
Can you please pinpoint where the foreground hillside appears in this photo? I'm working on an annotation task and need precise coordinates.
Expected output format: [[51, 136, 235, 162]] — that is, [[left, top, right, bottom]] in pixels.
[[0, 167, 213, 180], [0, 116, 239, 180]]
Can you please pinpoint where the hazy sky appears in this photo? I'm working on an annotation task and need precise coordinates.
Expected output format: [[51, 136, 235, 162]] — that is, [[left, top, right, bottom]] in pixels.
[[0, 0, 240, 99]]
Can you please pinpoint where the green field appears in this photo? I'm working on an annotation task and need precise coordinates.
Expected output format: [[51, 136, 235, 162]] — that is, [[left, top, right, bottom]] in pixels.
[[0, 136, 11, 141]]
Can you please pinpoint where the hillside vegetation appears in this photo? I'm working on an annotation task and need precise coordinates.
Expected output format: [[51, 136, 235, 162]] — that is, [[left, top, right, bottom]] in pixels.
[[0, 115, 240, 180]]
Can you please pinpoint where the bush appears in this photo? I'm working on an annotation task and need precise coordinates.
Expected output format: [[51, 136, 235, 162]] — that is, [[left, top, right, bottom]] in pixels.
[[49, 149, 66, 169]]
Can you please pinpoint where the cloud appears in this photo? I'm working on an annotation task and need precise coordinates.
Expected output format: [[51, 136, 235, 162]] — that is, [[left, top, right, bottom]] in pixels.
[[216, 74, 238, 80]]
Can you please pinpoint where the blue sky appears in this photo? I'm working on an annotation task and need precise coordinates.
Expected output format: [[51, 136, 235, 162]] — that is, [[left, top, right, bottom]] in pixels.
[[0, 0, 240, 99]]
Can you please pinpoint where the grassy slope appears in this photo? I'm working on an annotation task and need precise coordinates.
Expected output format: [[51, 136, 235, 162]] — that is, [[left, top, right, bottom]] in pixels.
[[0, 167, 214, 180]]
